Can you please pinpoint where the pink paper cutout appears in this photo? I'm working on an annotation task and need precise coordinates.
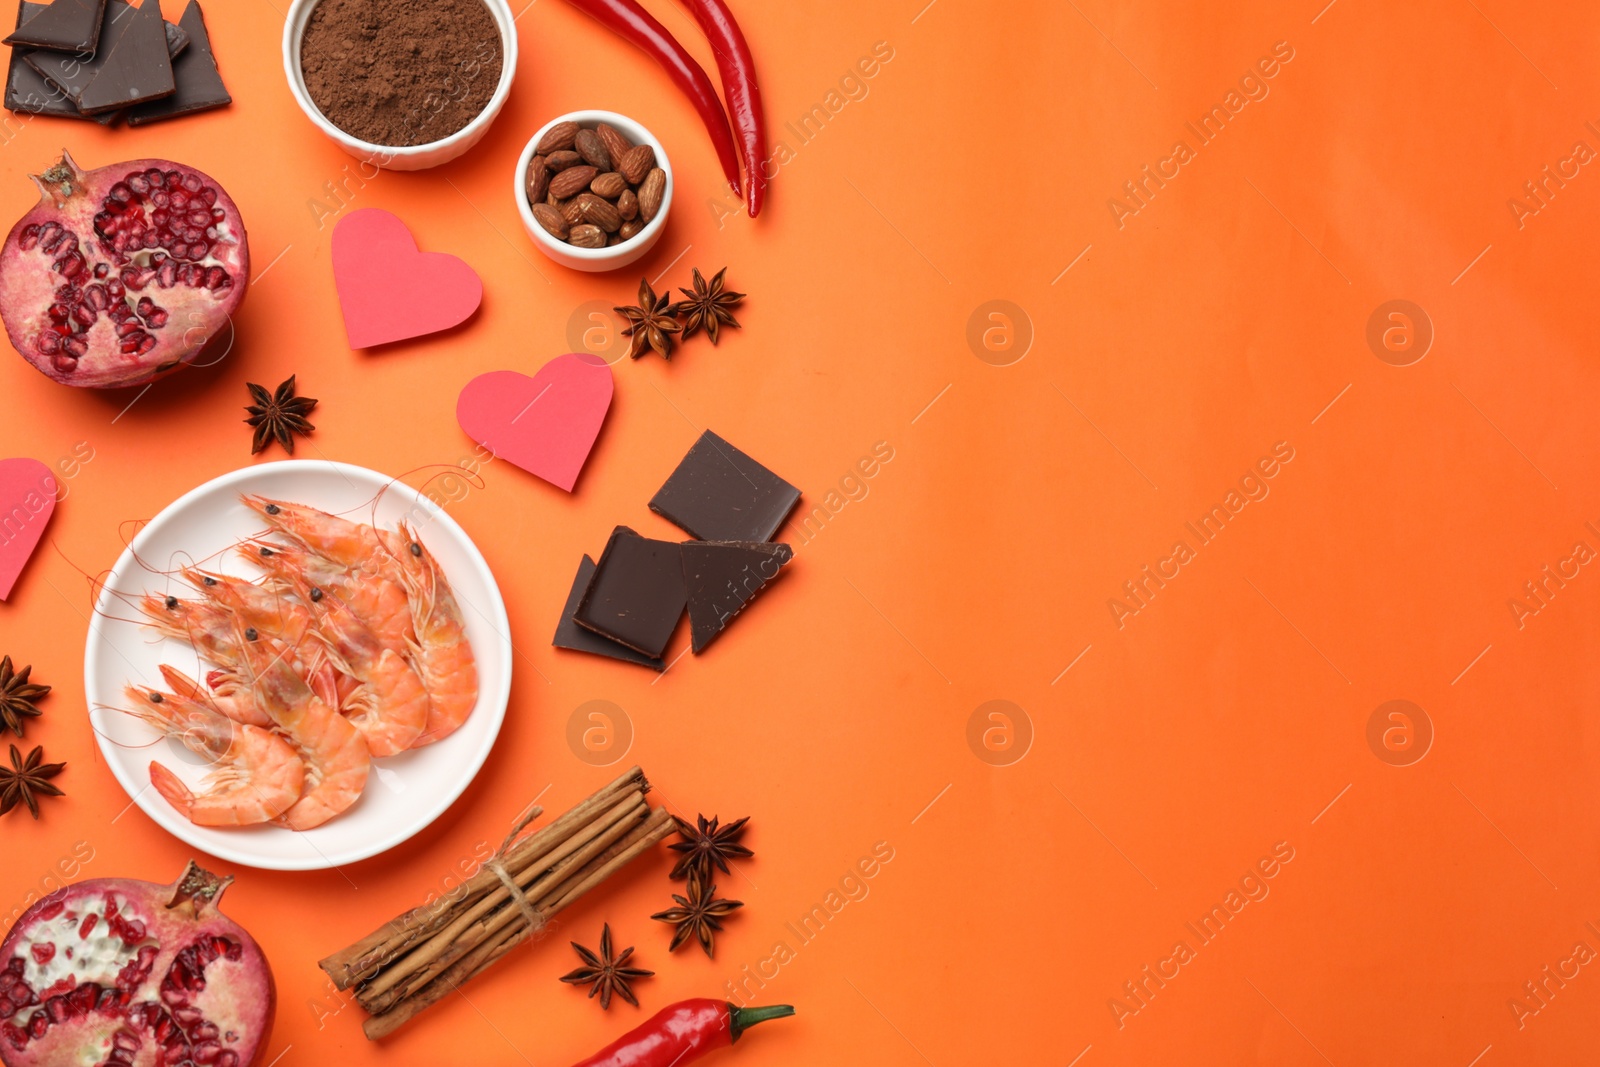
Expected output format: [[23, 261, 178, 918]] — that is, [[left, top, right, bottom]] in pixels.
[[0, 458, 57, 601], [331, 208, 483, 349], [456, 355, 614, 493]]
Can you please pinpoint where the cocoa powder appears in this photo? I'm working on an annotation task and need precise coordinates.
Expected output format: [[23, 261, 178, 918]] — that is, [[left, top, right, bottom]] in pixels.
[[300, 0, 501, 148]]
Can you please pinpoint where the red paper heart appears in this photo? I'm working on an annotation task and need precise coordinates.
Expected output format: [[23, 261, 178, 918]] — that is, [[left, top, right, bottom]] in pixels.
[[332, 208, 483, 348], [0, 459, 57, 601], [456, 355, 614, 492]]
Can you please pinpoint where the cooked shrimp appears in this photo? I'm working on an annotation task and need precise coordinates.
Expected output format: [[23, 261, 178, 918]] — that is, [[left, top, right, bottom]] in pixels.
[[138, 594, 271, 728], [240, 494, 397, 580], [182, 567, 343, 707], [242, 540, 414, 653], [123, 682, 304, 827], [385, 524, 479, 747], [275, 570, 427, 757], [232, 625, 371, 830]]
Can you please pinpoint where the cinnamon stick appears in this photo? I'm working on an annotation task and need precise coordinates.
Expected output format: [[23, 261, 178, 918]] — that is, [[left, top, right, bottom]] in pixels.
[[316, 768, 673, 1041], [318, 766, 648, 989], [361, 807, 675, 1040]]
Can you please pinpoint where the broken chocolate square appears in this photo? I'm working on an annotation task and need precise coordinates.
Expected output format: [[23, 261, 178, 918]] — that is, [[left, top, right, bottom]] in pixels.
[[649, 430, 801, 542], [4, 0, 112, 120], [24, 0, 132, 101], [681, 540, 793, 653], [129, 0, 227, 125], [75, 0, 171, 114], [4, 0, 104, 53], [552, 555, 665, 670], [574, 526, 686, 659]]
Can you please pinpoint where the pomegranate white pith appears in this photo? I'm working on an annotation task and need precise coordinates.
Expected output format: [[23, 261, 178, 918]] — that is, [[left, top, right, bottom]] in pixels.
[[0, 151, 249, 389], [0, 863, 273, 1067]]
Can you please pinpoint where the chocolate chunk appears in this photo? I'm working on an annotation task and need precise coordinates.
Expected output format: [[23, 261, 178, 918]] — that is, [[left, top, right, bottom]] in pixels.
[[24, 0, 131, 100], [574, 526, 686, 659], [681, 540, 793, 654], [161, 9, 185, 55], [649, 430, 802, 543], [76, 0, 171, 114], [552, 555, 665, 670], [4, 0, 104, 53], [4, 0, 113, 121], [128, 0, 227, 125]]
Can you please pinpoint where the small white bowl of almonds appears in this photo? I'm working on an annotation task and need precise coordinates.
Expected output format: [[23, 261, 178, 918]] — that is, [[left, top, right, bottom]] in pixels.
[[515, 110, 673, 272]]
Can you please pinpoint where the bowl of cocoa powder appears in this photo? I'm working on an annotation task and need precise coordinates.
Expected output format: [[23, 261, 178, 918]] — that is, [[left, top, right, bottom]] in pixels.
[[283, 0, 517, 171]]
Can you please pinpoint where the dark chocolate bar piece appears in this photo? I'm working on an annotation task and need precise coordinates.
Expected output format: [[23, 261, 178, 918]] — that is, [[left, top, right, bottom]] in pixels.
[[128, 0, 226, 125], [4, 0, 104, 53], [4, 0, 113, 121], [75, 0, 171, 114], [649, 430, 801, 543], [552, 555, 665, 670], [574, 526, 686, 659], [23, 0, 131, 99], [681, 540, 793, 653]]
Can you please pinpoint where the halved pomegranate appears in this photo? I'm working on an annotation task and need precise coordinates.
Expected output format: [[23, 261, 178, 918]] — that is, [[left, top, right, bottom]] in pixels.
[[0, 862, 274, 1067], [0, 151, 249, 389]]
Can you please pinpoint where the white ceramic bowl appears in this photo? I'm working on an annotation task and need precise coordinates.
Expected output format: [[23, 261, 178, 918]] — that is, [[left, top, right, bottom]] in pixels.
[[516, 110, 674, 272], [84, 461, 514, 871], [282, 0, 518, 171]]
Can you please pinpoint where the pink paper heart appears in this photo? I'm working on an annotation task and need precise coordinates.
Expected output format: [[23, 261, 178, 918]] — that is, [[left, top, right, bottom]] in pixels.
[[0, 459, 58, 601], [456, 355, 614, 493], [332, 208, 483, 348]]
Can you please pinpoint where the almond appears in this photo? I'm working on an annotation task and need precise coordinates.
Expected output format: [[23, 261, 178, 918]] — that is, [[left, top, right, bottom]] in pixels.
[[606, 233, 623, 246], [575, 192, 622, 233], [536, 121, 580, 154], [524, 156, 549, 206], [596, 123, 632, 167], [545, 150, 583, 171], [574, 129, 612, 171], [530, 203, 568, 239], [616, 188, 638, 221], [549, 165, 599, 199], [618, 144, 656, 185], [590, 172, 628, 199], [619, 218, 644, 241], [561, 197, 586, 225], [638, 167, 666, 223], [568, 224, 606, 249]]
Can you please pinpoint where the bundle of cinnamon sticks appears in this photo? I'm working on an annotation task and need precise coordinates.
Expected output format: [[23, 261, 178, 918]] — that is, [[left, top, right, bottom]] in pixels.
[[318, 767, 674, 1039]]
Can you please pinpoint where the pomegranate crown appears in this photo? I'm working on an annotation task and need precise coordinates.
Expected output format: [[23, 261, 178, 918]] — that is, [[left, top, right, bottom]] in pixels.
[[30, 149, 89, 208]]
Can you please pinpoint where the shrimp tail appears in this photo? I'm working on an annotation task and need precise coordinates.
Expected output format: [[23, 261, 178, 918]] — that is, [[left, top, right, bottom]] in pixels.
[[149, 762, 196, 814]]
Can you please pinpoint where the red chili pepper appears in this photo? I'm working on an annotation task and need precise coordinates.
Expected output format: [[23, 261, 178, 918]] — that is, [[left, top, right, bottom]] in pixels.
[[679, 0, 767, 217], [568, 999, 793, 1067], [563, 0, 743, 196]]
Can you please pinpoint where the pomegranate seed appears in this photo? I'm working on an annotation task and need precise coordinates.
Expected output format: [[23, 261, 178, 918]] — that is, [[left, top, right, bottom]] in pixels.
[[170, 189, 191, 211], [62, 336, 87, 358], [157, 260, 178, 287], [78, 913, 99, 938], [106, 1050, 134, 1066], [45, 996, 69, 1023], [127, 172, 149, 195], [116, 320, 142, 338], [29, 943, 54, 965], [47, 303, 69, 323], [27, 1011, 47, 1038], [86, 284, 109, 310], [109, 182, 132, 203], [72, 304, 96, 328], [164, 170, 181, 187], [114, 1028, 139, 1050], [2, 1021, 26, 1050], [210, 208, 225, 222], [205, 268, 229, 290], [193, 1040, 223, 1063], [144, 306, 169, 328], [56, 253, 85, 278], [18, 224, 39, 250], [0, 997, 11, 1017], [93, 262, 109, 278], [150, 191, 169, 209], [187, 208, 211, 228], [117, 919, 145, 944]]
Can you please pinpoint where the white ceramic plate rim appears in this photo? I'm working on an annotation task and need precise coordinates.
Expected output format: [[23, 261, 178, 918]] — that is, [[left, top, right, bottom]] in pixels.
[[83, 461, 513, 871]]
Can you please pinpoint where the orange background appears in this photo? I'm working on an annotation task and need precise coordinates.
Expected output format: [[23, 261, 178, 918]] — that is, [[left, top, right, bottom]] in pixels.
[[3, 0, 1600, 1063]]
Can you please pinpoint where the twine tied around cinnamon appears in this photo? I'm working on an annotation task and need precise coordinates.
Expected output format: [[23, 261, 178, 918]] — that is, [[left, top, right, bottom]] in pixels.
[[482, 801, 550, 946]]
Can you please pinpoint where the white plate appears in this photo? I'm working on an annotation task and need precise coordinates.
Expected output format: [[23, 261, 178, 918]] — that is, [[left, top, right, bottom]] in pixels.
[[85, 461, 513, 871]]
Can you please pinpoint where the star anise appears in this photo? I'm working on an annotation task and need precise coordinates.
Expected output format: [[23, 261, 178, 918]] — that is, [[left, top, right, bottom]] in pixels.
[[615, 278, 680, 360], [669, 813, 753, 880], [0, 744, 65, 819], [245, 375, 318, 455], [0, 657, 49, 739], [672, 267, 743, 345], [651, 870, 743, 957], [559, 923, 653, 1009]]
